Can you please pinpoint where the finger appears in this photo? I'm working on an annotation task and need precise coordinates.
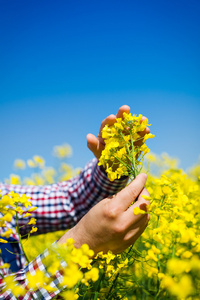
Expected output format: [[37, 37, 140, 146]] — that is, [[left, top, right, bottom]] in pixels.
[[114, 173, 147, 210], [87, 133, 104, 159], [123, 215, 150, 246], [138, 127, 151, 138], [134, 187, 150, 207], [114, 216, 149, 253], [98, 114, 116, 138], [123, 187, 150, 226], [116, 105, 130, 119], [139, 116, 151, 135], [134, 117, 150, 147], [99, 105, 130, 138]]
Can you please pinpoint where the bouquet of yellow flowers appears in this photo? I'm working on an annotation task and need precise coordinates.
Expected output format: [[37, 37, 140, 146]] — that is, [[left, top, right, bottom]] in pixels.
[[98, 112, 154, 181]]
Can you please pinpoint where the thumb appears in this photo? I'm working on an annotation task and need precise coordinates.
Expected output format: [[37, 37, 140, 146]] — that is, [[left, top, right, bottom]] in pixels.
[[115, 173, 147, 210], [87, 134, 104, 159]]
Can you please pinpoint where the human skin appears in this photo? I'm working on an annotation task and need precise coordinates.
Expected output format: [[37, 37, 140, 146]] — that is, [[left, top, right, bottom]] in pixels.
[[86, 105, 150, 159], [58, 173, 150, 255], [58, 105, 151, 254]]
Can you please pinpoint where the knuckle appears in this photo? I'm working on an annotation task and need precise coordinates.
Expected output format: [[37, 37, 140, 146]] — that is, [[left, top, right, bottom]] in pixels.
[[103, 201, 121, 219], [107, 206, 120, 219], [113, 222, 126, 234]]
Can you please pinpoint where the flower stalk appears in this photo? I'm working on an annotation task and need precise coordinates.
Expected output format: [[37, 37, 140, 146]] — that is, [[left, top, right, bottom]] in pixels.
[[98, 112, 154, 181]]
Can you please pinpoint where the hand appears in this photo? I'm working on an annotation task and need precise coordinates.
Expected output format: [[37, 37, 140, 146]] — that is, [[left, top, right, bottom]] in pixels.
[[87, 105, 150, 159], [58, 173, 150, 255]]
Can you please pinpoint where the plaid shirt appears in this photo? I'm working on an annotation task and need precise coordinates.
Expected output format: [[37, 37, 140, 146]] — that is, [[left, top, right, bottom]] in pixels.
[[0, 159, 128, 299]]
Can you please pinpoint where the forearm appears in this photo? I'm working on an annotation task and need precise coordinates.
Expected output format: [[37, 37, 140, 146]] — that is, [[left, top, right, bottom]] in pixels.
[[0, 159, 128, 236]]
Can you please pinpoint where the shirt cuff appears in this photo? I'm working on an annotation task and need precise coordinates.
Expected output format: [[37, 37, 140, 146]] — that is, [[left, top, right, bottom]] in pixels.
[[92, 158, 129, 195]]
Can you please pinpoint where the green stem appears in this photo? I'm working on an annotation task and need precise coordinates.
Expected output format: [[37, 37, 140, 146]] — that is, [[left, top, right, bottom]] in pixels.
[[112, 154, 133, 173], [133, 277, 152, 297], [94, 291, 99, 300], [106, 245, 135, 300], [107, 272, 120, 299], [130, 130, 137, 178], [154, 196, 166, 296], [131, 247, 144, 258], [15, 212, 30, 263], [93, 270, 105, 300], [119, 132, 134, 162], [172, 236, 177, 258]]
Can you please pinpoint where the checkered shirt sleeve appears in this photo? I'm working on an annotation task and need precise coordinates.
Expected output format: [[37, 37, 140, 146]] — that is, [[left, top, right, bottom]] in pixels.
[[0, 245, 68, 300], [0, 158, 128, 299], [0, 159, 128, 236]]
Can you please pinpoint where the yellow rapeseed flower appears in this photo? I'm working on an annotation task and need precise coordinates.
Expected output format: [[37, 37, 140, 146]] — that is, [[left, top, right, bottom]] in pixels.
[[133, 207, 147, 215], [61, 290, 79, 300], [53, 143, 72, 159], [99, 112, 154, 181], [28, 217, 37, 225], [14, 159, 26, 170], [30, 226, 38, 234]]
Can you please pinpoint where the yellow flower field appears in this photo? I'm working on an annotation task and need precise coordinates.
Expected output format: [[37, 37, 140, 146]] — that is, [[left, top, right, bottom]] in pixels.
[[1, 129, 200, 299]]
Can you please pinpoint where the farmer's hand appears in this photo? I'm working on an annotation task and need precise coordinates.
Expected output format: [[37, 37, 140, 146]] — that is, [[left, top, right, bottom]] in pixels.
[[87, 105, 150, 160], [58, 173, 150, 255]]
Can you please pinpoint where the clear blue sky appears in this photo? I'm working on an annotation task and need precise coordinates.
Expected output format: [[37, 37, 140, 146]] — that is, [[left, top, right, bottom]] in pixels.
[[0, 0, 200, 181]]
